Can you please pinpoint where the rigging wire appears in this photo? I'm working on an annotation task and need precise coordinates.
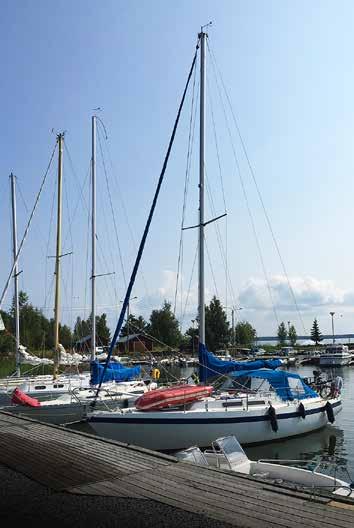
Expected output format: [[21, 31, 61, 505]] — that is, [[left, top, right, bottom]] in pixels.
[[16, 179, 49, 259], [62, 143, 91, 249], [207, 40, 306, 334], [94, 146, 119, 305], [97, 125, 126, 292], [204, 234, 219, 298], [173, 54, 198, 318], [102, 130, 152, 302], [63, 163, 75, 333], [0, 140, 57, 310], [206, 40, 280, 327], [64, 141, 118, 315], [206, 69, 229, 310], [84, 168, 91, 321], [181, 242, 198, 328], [93, 44, 199, 403], [204, 167, 238, 309]]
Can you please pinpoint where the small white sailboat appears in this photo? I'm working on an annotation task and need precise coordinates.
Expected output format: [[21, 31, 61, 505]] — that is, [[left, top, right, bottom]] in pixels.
[[0, 163, 92, 405], [175, 435, 354, 498], [2, 379, 148, 425], [1, 120, 147, 421], [86, 29, 342, 450]]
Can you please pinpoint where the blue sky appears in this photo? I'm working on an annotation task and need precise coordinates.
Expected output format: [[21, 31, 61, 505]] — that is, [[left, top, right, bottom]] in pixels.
[[1, 0, 354, 339]]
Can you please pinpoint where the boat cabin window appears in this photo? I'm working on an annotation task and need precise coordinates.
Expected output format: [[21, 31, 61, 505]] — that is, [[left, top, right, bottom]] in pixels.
[[288, 377, 305, 396], [218, 376, 273, 393], [53, 384, 65, 388], [34, 385, 46, 390]]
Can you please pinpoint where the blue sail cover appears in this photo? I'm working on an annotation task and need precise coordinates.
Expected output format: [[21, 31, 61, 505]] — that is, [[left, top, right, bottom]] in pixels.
[[90, 360, 141, 385], [199, 343, 282, 382], [229, 369, 318, 401]]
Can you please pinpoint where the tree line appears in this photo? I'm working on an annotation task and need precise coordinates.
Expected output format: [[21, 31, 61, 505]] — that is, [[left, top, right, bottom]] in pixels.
[[121, 296, 257, 351], [0, 290, 329, 356], [0, 292, 257, 355], [276, 318, 323, 346], [0, 291, 111, 356]]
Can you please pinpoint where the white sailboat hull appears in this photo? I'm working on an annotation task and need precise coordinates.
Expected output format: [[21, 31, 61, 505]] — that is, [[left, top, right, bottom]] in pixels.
[[2, 398, 129, 426], [88, 397, 341, 451]]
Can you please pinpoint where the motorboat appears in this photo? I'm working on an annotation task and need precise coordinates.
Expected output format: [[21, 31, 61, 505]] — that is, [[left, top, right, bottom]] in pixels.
[[175, 435, 354, 498], [319, 344, 351, 367]]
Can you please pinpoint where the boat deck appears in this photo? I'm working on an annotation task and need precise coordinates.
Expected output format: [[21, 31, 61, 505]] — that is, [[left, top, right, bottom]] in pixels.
[[0, 410, 353, 527]]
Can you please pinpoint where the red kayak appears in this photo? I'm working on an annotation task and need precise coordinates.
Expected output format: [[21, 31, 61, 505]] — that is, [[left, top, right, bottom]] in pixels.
[[135, 384, 213, 411], [11, 388, 41, 407]]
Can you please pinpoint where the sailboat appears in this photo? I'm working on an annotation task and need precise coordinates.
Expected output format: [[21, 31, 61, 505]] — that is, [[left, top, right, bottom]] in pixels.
[[0, 136, 93, 405], [86, 29, 342, 450], [1, 127, 147, 418]]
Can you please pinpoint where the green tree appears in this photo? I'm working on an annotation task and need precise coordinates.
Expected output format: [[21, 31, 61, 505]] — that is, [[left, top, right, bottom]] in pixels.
[[205, 296, 230, 351], [288, 324, 297, 346], [277, 322, 288, 346], [120, 314, 148, 338], [20, 303, 49, 350], [149, 301, 182, 347], [0, 309, 14, 356], [310, 318, 323, 345], [96, 313, 111, 346], [73, 316, 90, 342], [184, 324, 199, 354], [235, 321, 256, 346]]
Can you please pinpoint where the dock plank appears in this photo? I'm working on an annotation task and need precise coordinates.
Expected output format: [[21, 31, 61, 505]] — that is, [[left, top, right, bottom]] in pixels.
[[1, 411, 354, 528]]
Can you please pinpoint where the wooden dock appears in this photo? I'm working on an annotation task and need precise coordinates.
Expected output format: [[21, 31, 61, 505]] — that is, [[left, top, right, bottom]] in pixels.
[[1, 410, 354, 527]]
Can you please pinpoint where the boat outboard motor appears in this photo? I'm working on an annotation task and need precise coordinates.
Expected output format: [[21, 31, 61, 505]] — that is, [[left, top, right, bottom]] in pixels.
[[268, 404, 278, 432]]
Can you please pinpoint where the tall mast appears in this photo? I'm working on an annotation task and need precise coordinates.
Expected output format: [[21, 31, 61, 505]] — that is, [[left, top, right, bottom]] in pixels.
[[91, 116, 96, 362], [198, 30, 206, 346], [53, 132, 64, 377], [10, 173, 20, 376]]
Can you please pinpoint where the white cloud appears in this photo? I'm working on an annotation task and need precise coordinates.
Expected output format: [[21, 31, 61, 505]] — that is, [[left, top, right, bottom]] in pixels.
[[239, 275, 345, 312], [135, 269, 214, 330]]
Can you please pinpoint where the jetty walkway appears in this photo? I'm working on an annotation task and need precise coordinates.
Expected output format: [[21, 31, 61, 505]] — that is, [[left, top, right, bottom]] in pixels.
[[0, 410, 354, 527]]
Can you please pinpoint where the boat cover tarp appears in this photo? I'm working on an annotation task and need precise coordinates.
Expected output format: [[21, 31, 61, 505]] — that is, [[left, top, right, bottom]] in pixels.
[[229, 369, 318, 401], [198, 343, 282, 382], [90, 360, 141, 384]]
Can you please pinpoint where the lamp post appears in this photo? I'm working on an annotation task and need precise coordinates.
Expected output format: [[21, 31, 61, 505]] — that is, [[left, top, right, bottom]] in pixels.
[[330, 312, 335, 344], [225, 306, 242, 349]]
